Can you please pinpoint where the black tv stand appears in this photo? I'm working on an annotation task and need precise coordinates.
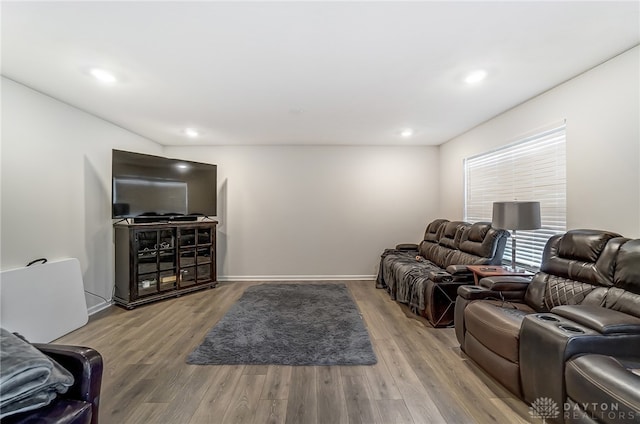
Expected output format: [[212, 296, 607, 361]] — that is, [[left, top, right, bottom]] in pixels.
[[113, 220, 218, 308]]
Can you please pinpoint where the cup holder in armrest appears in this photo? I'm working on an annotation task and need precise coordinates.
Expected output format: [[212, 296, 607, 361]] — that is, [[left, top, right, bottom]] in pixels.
[[536, 314, 560, 322], [558, 325, 585, 334]]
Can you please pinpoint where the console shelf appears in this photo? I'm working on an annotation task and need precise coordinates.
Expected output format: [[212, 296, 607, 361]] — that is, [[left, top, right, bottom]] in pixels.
[[114, 221, 218, 309]]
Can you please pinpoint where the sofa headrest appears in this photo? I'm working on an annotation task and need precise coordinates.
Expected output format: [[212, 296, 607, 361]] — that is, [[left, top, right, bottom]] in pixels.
[[458, 222, 509, 258], [423, 219, 449, 242], [541, 230, 623, 287], [613, 238, 640, 294], [467, 222, 491, 242], [557, 229, 621, 262], [438, 221, 469, 249]]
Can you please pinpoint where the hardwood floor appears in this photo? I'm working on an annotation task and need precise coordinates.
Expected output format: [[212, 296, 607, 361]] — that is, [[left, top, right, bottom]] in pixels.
[[56, 281, 536, 423]]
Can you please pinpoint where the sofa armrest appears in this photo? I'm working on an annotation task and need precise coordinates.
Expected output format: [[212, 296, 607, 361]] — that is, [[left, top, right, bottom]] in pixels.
[[479, 276, 532, 291], [457, 285, 492, 300], [443, 265, 472, 280], [519, 311, 640, 408], [395, 243, 418, 250], [456, 284, 526, 301], [33, 344, 103, 424], [446, 264, 469, 274], [551, 305, 640, 335], [427, 270, 453, 282]]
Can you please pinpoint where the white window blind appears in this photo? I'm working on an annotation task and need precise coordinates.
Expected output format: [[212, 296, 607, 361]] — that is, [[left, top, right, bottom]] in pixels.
[[464, 124, 567, 269]]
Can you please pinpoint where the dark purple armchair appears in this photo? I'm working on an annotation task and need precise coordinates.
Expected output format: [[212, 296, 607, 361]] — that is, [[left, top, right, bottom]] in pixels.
[[3, 343, 103, 424]]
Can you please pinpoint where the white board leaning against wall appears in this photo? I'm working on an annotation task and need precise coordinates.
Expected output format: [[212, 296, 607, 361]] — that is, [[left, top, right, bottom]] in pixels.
[[0, 258, 89, 343]]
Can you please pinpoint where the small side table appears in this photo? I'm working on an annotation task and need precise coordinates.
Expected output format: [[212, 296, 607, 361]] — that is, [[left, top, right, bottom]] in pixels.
[[466, 265, 533, 286]]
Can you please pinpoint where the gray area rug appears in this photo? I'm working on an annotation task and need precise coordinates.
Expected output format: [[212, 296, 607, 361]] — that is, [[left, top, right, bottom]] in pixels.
[[187, 283, 377, 366]]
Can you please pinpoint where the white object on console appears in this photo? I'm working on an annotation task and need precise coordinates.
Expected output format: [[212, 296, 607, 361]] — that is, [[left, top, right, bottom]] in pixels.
[[0, 258, 88, 342]]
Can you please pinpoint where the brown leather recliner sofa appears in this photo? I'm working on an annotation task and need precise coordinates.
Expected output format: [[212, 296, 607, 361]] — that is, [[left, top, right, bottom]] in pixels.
[[454, 230, 640, 423], [377, 218, 509, 327]]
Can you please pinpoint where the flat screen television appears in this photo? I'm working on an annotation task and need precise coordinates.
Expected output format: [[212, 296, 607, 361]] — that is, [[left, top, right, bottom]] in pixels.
[[112, 149, 217, 221]]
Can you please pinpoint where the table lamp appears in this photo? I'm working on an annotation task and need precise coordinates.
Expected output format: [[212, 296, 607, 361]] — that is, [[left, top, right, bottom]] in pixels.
[[492, 201, 541, 271]]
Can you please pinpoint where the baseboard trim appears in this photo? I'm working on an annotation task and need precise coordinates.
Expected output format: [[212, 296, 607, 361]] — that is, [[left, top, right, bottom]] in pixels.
[[217, 275, 376, 282], [87, 300, 112, 316]]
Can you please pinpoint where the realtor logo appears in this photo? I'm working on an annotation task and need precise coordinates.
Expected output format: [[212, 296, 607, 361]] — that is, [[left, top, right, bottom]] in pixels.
[[529, 397, 560, 423]]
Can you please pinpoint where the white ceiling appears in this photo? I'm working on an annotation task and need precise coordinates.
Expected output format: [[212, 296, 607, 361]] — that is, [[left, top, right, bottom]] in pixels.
[[2, 1, 639, 146]]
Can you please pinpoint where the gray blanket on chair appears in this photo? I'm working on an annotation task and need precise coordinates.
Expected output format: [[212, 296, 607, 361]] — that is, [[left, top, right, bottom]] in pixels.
[[0, 328, 74, 419]]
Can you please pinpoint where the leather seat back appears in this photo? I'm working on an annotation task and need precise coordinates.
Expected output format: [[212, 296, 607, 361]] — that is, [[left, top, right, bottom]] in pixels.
[[417, 220, 508, 269], [602, 238, 640, 319], [418, 219, 449, 260], [422, 219, 449, 242], [523, 229, 623, 311], [447, 222, 509, 266], [424, 221, 470, 268]]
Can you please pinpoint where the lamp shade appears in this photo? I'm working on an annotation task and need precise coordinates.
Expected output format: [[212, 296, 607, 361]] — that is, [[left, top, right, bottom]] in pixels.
[[492, 201, 541, 230]]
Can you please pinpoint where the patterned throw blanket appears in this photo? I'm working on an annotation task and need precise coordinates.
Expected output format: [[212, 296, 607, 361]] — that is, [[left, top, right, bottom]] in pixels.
[[377, 248, 445, 312], [0, 328, 74, 419]]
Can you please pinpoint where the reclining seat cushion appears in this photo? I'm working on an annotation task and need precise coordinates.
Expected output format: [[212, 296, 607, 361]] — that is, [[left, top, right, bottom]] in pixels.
[[565, 354, 640, 420], [463, 299, 536, 397], [464, 300, 535, 363]]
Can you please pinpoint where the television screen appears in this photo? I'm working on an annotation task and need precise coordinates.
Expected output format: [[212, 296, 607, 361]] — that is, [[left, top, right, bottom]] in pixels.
[[112, 149, 217, 220]]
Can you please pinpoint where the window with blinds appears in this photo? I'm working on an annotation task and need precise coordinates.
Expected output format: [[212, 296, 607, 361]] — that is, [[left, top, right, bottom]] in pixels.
[[464, 124, 567, 269]]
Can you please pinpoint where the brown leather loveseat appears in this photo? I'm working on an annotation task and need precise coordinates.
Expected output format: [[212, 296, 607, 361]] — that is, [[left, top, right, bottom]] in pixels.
[[455, 230, 640, 423], [377, 218, 508, 327]]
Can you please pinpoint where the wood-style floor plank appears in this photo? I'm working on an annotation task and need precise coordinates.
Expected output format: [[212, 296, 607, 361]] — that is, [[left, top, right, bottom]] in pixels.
[[260, 365, 292, 400], [363, 344, 403, 400], [54, 280, 534, 424], [316, 366, 349, 424], [342, 375, 383, 424], [375, 399, 416, 424], [284, 366, 317, 424], [221, 374, 266, 424], [253, 399, 287, 424], [188, 365, 245, 424]]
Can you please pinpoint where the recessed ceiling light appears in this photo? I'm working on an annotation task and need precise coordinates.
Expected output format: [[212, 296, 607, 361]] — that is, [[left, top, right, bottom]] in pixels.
[[400, 128, 414, 138], [176, 163, 189, 170], [89, 68, 117, 84], [464, 69, 488, 84], [184, 128, 199, 138]]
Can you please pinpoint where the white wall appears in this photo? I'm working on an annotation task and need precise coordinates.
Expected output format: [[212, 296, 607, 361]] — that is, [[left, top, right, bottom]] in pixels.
[[439, 46, 640, 237], [1, 78, 164, 312], [9, 46, 635, 313], [1, 78, 440, 312], [164, 145, 440, 280]]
